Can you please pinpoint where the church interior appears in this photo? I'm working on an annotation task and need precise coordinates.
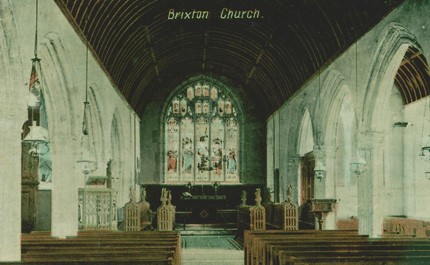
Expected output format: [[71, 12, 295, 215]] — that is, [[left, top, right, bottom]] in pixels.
[[1, 0, 430, 264]]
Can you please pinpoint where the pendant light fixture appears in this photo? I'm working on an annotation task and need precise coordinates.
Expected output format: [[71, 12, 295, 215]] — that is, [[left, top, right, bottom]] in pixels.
[[22, 0, 50, 158], [76, 18, 97, 178]]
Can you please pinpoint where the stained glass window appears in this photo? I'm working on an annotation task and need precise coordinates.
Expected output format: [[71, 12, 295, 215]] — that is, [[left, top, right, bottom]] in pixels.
[[164, 81, 240, 183]]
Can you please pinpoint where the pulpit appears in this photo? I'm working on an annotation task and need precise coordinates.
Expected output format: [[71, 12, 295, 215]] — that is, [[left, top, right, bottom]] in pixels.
[[308, 198, 336, 230], [78, 188, 117, 230]]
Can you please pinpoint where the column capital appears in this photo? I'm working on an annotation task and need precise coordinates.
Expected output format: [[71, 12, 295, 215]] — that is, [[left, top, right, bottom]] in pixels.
[[313, 144, 326, 160]]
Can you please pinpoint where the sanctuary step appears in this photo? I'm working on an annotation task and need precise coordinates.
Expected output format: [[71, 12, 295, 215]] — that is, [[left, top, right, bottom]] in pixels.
[[178, 223, 237, 235]]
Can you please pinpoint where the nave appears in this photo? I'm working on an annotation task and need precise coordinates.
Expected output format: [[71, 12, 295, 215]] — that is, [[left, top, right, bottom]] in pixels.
[[3, 0, 430, 263], [16, 226, 430, 265]]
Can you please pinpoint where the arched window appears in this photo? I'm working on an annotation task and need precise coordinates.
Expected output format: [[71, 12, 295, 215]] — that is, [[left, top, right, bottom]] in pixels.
[[164, 80, 240, 183]]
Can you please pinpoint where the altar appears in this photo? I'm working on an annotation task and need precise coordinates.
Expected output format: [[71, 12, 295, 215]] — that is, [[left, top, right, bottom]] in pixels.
[[180, 195, 228, 224]]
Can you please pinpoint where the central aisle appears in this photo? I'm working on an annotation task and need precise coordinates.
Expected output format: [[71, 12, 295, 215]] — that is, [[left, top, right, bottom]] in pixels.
[[181, 235, 244, 265]]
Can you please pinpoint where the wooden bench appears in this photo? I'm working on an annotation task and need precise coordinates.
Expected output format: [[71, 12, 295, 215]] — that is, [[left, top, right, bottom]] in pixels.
[[244, 230, 362, 265], [237, 188, 266, 241], [157, 188, 175, 231], [244, 230, 430, 265], [264, 201, 299, 230], [21, 230, 181, 265], [279, 248, 430, 265], [268, 239, 430, 265]]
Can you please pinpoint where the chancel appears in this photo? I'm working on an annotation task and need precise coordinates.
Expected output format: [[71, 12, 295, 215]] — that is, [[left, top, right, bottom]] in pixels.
[[1, 0, 430, 264]]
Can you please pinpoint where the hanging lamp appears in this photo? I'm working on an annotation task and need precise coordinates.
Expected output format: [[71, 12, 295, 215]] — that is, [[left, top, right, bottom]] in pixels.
[[76, 20, 97, 178], [22, 0, 49, 158]]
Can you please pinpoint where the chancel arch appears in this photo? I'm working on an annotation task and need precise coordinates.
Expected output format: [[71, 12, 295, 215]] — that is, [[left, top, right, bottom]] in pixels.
[[162, 76, 242, 184]]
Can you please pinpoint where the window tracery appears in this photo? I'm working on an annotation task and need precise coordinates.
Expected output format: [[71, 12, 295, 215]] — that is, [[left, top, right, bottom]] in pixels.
[[164, 81, 240, 183]]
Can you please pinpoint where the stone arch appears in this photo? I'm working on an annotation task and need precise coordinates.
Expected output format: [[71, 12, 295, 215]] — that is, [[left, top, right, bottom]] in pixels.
[[320, 69, 357, 182], [319, 69, 358, 224], [39, 32, 77, 144], [320, 70, 352, 145], [277, 97, 308, 203], [359, 23, 421, 237], [298, 108, 314, 157], [88, 83, 106, 168], [0, 0, 22, 100], [110, 109, 124, 187], [0, 1, 26, 260], [284, 96, 308, 158], [363, 22, 421, 131], [110, 108, 127, 203]]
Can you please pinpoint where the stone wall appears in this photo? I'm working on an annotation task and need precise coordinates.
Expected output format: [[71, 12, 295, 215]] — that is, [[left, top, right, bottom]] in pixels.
[[267, 0, 430, 237], [140, 75, 266, 185]]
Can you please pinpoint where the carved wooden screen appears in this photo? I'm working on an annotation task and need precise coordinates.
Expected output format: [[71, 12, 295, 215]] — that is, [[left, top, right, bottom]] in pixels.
[[124, 201, 140, 231], [78, 188, 117, 230], [164, 81, 240, 183], [157, 206, 173, 231], [250, 205, 266, 230], [284, 201, 299, 230]]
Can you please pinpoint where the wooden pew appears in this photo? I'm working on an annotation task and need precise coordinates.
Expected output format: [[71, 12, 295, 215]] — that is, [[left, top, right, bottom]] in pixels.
[[21, 230, 181, 265], [237, 188, 266, 241], [264, 201, 299, 230], [269, 239, 430, 265], [275, 251, 430, 265], [244, 230, 362, 265], [244, 229, 430, 265]]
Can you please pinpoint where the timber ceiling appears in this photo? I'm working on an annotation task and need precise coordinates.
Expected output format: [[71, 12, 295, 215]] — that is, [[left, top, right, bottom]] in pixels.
[[54, 0, 405, 118]]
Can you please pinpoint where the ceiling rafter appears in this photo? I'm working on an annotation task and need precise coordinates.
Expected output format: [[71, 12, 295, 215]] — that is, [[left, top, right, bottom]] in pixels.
[[54, 0, 406, 118], [145, 25, 161, 83]]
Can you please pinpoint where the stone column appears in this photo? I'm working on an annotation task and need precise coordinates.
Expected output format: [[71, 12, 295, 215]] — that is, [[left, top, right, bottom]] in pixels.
[[324, 146, 337, 229], [51, 135, 80, 238], [0, 114, 23, 261], [313, 145, 326, 199], [357, 131, 385, 238]]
